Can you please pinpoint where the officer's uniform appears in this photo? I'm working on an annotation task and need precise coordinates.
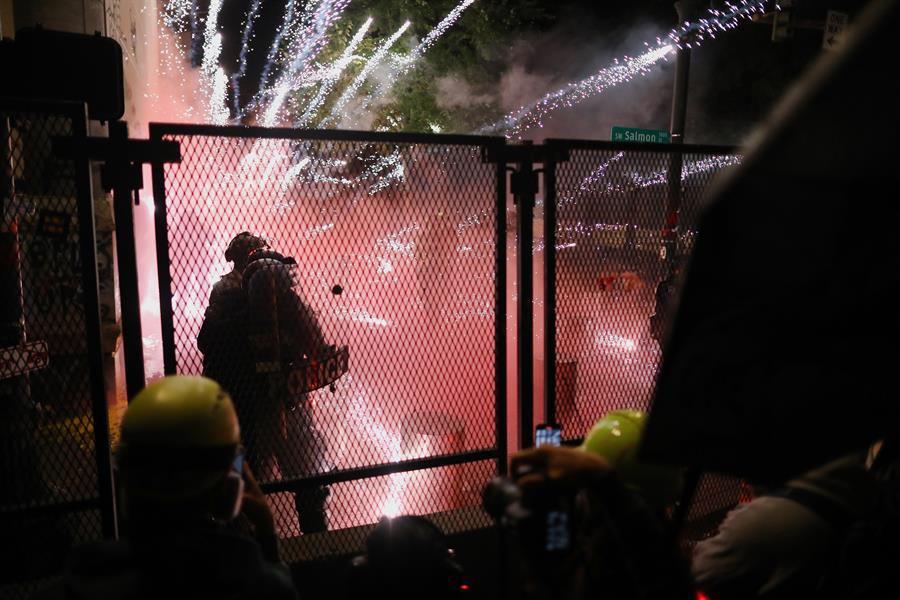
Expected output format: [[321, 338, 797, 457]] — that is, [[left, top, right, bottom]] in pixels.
[[201, 254, 331, 533]]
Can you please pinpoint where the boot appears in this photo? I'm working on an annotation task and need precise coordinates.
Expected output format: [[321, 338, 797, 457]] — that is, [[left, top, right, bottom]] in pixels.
[[296, 485, 330, 534]]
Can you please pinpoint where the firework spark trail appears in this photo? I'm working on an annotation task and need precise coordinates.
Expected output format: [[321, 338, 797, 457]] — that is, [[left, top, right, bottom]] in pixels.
[[366, 151, 406, 195], [231, 0, 263, 115], [321, 20, 412, 127], [627, 154, 742, 189], [200, 0, 224, 80], [533, 154, 742, 254], [296, 16, 374, 127], [572, 154, 741, 203], [262, 0, 352, 127], [161, 0, 192, 31], [199, 0, 230, 123], [258, 0, 297, 98], [343, 391, 412, 517], [484, 0, 772, 139], [361, 0, 478, 116], [485, 44, 675, 139], [209, 68, 230, 125], [404, 0, 477, 69]]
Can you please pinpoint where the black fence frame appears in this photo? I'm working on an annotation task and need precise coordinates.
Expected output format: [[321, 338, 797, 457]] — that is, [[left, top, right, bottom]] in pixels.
[[0, 98, 115, 535], [148, 123, 510, 505]]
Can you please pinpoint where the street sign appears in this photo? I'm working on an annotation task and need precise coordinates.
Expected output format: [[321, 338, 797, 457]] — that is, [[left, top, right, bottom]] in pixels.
[[611, 126, 670, 144], [0, 341, 49, 380], [823, 10, 849, 51]]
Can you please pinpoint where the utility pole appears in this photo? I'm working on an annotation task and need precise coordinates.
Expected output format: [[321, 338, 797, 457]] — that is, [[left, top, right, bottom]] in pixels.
[[664, 0, 704, 277]]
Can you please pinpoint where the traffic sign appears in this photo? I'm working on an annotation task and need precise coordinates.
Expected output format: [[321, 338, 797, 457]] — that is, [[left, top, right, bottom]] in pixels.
[[823, 10, 848, 51], [611, 126, 670, 144]]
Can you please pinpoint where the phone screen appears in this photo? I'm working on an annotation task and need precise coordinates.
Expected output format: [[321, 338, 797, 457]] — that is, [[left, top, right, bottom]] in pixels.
[[545, 510, 570, 551], [535, 423, 561, 447]]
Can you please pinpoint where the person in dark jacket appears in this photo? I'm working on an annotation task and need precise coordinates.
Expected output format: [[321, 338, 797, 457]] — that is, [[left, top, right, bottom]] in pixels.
[[240, 251, 333, 533], [34, 375, 296, 600], [200, 237, 333, 533]]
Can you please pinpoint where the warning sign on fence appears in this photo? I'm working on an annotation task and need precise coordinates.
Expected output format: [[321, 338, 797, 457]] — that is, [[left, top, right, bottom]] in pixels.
[[0, 340, 50, 380]]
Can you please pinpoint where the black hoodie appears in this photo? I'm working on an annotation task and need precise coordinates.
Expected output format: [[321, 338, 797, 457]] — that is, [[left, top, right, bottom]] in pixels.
[[33, 524, 297, 600]]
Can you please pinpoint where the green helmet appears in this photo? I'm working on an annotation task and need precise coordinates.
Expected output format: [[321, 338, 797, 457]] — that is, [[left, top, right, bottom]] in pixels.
[[582, 410, 682, 510], [118, 376, 240, 501]]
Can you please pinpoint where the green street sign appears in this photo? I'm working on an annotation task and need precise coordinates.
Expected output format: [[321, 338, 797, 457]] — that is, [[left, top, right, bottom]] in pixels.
[[611, 126, 671, 144]]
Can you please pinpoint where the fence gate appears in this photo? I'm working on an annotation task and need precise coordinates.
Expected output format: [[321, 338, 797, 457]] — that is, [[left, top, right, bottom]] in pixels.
[[542, 139, 744, 541], [149, 124, 506, 560], [0, 100, 113, 598]]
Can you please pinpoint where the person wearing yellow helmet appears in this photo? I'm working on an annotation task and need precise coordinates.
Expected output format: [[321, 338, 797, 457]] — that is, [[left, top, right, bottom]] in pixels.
[[35, 376, 297, 600], [116, 375, 245, 521], [198, 236, 333, 535], [581, 409, 683, 512], [507, 411, 693, 600]]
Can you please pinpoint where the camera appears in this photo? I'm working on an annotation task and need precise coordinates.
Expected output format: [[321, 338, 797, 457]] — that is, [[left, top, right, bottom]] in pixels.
[[483, 464, 574, 558]]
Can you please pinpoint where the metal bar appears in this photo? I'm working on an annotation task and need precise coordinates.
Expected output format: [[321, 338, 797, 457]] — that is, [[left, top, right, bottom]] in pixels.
[[149, 125, 178, 376], [109, 122, 146, 398], [543, 159, 557, 426], [665, 28, 692, 281], [260, 449, 498, 494], [495, 160, 508, 476], [53, 136, 181, 164], [0, 498, 102, 521], [514, 152, 535, 450], [147, 122, 507, 146], [71, 104, 118, 538], [543, 138, 737, 156]]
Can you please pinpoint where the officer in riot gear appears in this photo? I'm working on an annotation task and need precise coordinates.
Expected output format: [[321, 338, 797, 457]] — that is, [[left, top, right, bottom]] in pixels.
[[198, 235, 332, 533]]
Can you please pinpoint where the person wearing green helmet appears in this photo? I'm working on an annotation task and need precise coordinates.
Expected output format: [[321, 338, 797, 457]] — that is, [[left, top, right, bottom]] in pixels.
[[34, 376, 297, 600], [581, 409, 684, 513], [507, 410, 693, 600]]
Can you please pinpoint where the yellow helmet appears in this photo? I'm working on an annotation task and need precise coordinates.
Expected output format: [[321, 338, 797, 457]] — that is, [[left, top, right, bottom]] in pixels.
[[582, 410, 683, 510], [118, 376, 240, 501]]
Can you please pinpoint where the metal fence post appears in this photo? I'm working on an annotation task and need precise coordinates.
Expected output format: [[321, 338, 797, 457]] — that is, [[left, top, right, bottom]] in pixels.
[[106, 122, 146, 399], [149, 125, 178, 376], [511, 143, 537, 450], [495, 158, 508, 475], [543, 159, 558, 427], [71, 109, 118, 539]]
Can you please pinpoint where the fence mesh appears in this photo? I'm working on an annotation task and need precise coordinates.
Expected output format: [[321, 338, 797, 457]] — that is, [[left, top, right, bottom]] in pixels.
[[549, 144, 743, 542], [152, 128, 501, 554], [0, 105, 108, 598]]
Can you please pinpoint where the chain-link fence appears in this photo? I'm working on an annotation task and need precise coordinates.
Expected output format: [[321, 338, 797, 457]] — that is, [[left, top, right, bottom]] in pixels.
[[542, 139, 743, 543], [149, 124, 506, 557], [0, 100, 113, 599]]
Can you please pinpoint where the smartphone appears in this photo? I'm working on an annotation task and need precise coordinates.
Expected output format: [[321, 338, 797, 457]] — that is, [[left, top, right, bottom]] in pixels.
[[535, 423, 561, 447], [544, 509, 571, 552]]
